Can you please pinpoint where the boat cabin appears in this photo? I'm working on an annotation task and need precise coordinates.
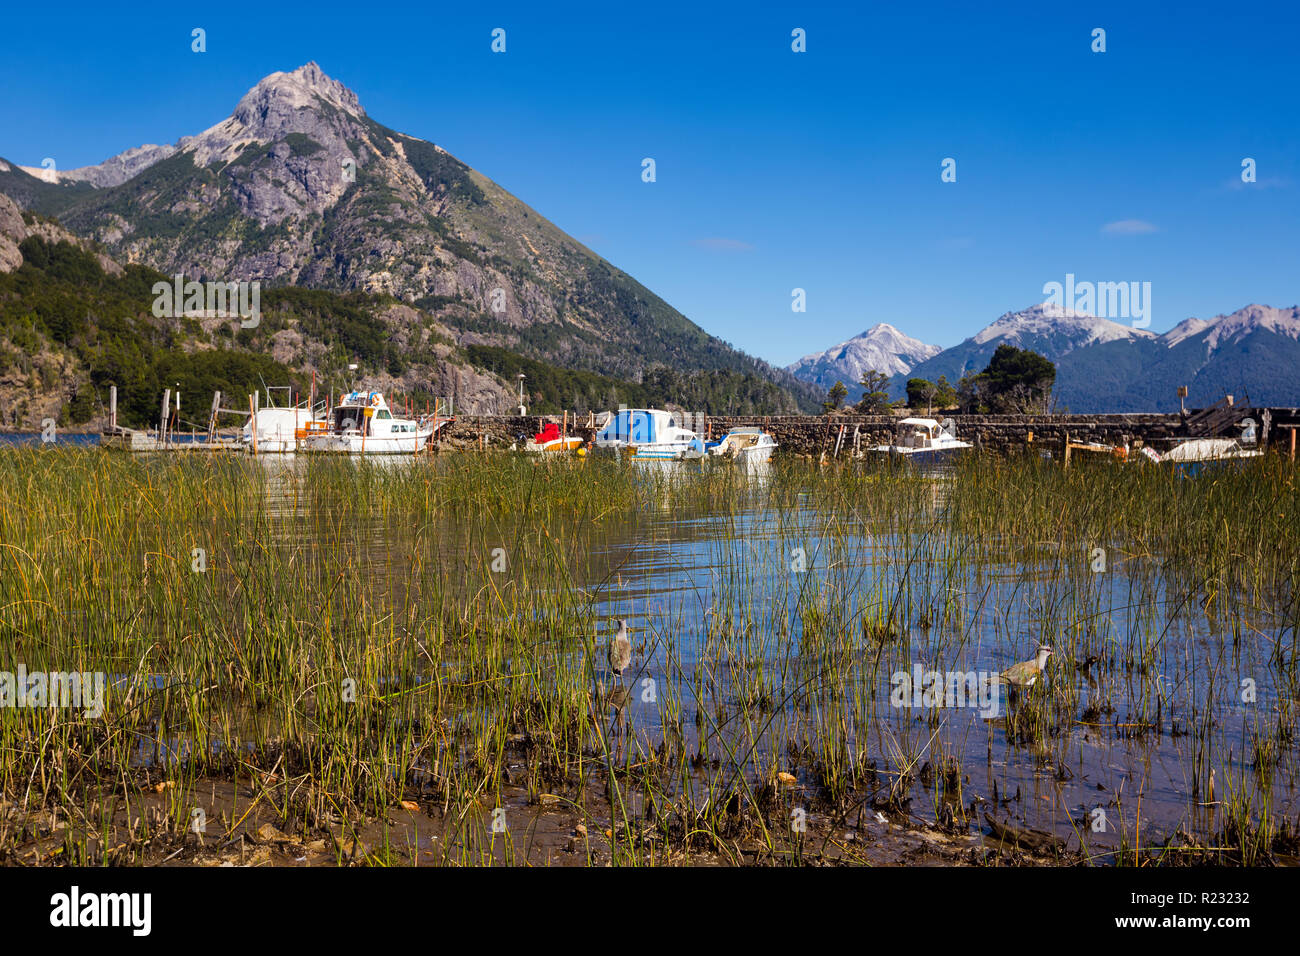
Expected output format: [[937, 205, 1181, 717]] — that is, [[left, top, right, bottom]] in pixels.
[[711, 427, 772, 454], [332, 391, 420, 436], [597, 408, 691, 446], [892, 418, 947, 449]]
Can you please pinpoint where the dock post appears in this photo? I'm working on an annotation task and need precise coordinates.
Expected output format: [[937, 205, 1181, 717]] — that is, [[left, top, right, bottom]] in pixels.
[[207, 391, 221, 444], [109, 385, 117, 432], [249, 395, 258, 456], [160, 389, 171, 446]]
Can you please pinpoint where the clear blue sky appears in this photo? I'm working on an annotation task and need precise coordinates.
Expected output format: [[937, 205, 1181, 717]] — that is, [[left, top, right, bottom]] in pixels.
[[2, 0, 1297, 365]]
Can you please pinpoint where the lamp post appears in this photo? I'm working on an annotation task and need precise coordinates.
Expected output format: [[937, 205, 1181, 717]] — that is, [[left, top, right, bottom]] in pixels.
[[517, 373, 526, 416]]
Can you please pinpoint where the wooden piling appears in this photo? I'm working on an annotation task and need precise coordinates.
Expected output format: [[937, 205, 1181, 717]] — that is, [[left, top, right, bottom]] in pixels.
[[207, 391, 221, 443], [160, 389, 171, 446], [248, 395, 258, 456]]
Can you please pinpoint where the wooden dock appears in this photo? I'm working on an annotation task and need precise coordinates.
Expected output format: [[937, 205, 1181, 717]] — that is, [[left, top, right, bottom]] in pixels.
[[100, 427, 243, 453]]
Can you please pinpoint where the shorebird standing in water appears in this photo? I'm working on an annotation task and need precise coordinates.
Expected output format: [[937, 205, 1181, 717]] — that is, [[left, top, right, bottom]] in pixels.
[[991, 645, 1052, 688], [608, 619, 631, 679]]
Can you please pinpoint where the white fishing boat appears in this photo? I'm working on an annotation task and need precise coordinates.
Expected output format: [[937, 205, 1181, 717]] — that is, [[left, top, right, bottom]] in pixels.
[[594, 408, 706, 460], [707, 427, 778, 464], [301, 390, 436, 455], [871, 417, 972, 463]]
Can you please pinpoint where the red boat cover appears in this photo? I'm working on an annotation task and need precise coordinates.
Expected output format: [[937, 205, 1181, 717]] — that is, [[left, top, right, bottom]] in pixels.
[[534, 422, 560, 443]]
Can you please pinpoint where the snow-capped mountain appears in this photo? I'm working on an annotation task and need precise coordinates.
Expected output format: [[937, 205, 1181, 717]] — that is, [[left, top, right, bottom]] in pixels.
[[899, 302, 1157, 400], [893, 301, 1300, 411], [787, 323, 940, 397], [1058, 304, 1300, 411], [1159, 304, 1300, 350], [971, 302, 1156, 348]]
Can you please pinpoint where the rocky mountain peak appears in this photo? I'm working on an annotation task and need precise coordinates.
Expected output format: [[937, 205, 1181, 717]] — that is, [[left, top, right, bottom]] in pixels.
[[176, 61, 366, 168], [237, 62, 365, 124], [1162, 303, 1300, 349], [973, 302, 1156, 346], [786, 321, 940, 395]]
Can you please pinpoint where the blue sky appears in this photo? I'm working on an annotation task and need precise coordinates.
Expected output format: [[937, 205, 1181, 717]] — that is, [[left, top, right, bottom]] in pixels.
[[2, 1, 1297, 365]]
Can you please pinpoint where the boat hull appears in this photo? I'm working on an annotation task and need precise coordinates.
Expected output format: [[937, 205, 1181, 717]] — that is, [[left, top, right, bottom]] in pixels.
[[525, 437, 584, 453], [301, 431, 432, 455], [736, 443, 776, 465], [1168, 453, 1262, 478], [629, 443, 703, 460]]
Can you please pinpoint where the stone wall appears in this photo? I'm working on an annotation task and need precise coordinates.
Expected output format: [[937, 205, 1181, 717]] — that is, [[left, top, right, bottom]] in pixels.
[[436, 409, 1300, 457]]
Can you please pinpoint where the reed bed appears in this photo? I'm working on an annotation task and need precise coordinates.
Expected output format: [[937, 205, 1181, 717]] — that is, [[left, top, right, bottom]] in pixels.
[[0, 447, 1295, 865]]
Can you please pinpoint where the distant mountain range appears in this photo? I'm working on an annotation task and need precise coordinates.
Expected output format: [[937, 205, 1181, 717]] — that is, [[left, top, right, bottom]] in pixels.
[[0, 62, 818, 419], [785, 324, 940, 400], [788, 303, 1300, 412]]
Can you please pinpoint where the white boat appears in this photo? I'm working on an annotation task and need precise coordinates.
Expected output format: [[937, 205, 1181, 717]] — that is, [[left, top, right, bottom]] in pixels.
[[301, 390, 435, 455], [871, 417, 972, 463], [707, 427, 778, 464], [1147, 437, 1263, 476], [1159, 437, 1262, 463], [242, 404, 326, 453], [594, 408, 706, 460]]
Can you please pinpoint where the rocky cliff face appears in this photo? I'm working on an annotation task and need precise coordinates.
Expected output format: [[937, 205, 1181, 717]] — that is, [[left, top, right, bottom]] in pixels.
[[0, 192, 121, 276]]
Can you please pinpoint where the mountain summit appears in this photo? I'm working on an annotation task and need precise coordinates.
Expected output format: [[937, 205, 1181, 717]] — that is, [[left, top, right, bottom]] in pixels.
[[899, 302, 1156, 400], [970, 302, 1155, 348], [0, 63, 813, 409], [787, 323, 940, 398], [178, 61, 367, 170]]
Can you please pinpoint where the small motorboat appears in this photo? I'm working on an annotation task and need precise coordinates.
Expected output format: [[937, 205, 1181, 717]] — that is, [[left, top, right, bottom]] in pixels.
[[707, 427, 778, 464], [594, 408, 706, 460], [525, 422, 584, 454], [1148, 437, 1262, 477], [871, 417, 972, 463]]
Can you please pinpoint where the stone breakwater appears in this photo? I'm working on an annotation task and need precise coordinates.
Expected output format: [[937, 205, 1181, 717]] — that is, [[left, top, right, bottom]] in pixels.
[[436, 410, 1300, 457]]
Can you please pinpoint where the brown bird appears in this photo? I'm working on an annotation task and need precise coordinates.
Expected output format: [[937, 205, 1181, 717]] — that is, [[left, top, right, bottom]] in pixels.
[[990, 645, 1053, 687], [607, 619, 631, 678]]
